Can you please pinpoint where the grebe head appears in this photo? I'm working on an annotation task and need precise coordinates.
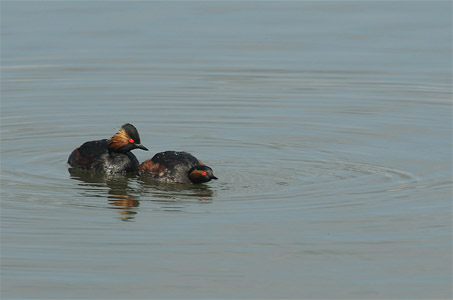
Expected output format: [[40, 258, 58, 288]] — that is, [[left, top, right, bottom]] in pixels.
[[108, 123, 148, 153], [188, 165, 218, 184]]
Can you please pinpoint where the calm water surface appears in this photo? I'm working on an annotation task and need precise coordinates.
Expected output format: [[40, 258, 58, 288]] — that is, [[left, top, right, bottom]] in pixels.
[[1, 2, 452, 299]]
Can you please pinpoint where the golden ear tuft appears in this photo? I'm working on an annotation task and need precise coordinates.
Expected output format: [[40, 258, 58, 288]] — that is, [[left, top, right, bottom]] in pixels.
[[108, 129, 130, 150]]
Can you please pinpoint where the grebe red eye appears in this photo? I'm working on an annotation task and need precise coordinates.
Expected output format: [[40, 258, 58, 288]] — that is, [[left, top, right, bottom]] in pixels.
[[129, 139, 134, 143], [202, 171, 207, 176]]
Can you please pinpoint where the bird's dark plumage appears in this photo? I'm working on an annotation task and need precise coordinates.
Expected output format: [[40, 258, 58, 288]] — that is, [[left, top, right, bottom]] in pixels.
[[139, 151, 217, 184], [68, 123, 148, 173]]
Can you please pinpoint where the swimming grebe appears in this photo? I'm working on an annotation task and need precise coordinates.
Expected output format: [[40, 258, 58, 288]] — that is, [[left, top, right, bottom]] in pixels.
[[68, 123, 148, 173], [139, 151, 217, 184]]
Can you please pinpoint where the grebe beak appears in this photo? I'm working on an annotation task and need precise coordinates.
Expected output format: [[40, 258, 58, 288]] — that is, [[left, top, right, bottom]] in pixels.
[[135, 144, 149, 151], [211, 175, 218, 180]]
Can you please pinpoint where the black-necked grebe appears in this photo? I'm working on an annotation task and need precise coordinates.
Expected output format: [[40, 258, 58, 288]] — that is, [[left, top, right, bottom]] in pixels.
[[68, 123, 148, 173], [139, 151, 217, 184]]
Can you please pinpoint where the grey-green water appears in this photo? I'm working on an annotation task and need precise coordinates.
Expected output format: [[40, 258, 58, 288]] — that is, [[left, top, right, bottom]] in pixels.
[[1, 2, 452, 299]]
